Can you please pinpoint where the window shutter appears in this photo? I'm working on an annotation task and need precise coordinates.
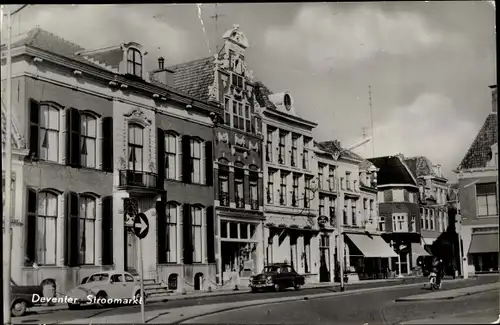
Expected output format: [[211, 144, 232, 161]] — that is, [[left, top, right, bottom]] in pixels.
[[181, 135, 192, 184], [65, 191, 80, 267], [156, 200, 167, 264], [157, 128, 165, 185], [206, 206, 215, 263], [101, 196, 113, 266], [102, 117, 114, 172], [29, 99, 40, 158], [205, 141, 213, 186], [183, 204, 192, 264], [66, 108, 81, 167], [26, 188, 37, 265]]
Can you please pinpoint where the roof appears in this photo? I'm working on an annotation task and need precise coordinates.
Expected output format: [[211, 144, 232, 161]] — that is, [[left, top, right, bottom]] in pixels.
[[254, 81, 277, 109], [316, 140, 363, 161], [368, 156, 417, 186], [458, 113, 498, 170], [404, 156, 437, 178], [166, 56, 216, 102]]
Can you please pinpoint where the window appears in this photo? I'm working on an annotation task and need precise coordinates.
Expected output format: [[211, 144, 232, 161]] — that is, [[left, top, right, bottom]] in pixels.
[[304, 177, 311, 208], [476, 183, 498, 217], [125, 274, 135, 282], [303, 139, 310, 170], [280, 173, 287, 205], [235, 166, 245, 208], [266, 129, 273, 162], [393, 214, 408, 232], [190, 139, 202, 184], [267, 171, 274, 204], [111, 274, 123, 283], [219, 166, 229, 207], [319, 196, 325, 215], [318, 165, 324, 190], [292, 174, 299, 207], [363, 199, 368, 210], [79, 196, 96, 265], [250, 174, 258, 210], [378, 217, 386, 232], [36, 191, 58, 265], [39, 104, 60, 162], [191, 206, 203, 263], [424, 209, 429, 229], [165, 133, 177, 180], [166, 203, 178, 263], [291, 136, 298, 167], [346, 172, 351, 190], [128, 123, 144, 171], [278, 133, 286, 164], [383, 190, 393, 202], [329, 167, 335, 191], [80, 114, 97, 168], [303, 235, 311, 273], [231, 73, 244, 88], [403, 190, 409, 202], [343, 201, 348, 225], [430, 210, 435, 230], [410, 215, 416, 232], [232, 100, 249, 132], [351, 201, 357, 225], [223, 97, 231, 126], [127, 48, 142, 77]]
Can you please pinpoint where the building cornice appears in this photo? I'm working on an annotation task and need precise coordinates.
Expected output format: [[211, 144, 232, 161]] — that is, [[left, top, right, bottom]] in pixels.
[[263, 107, 318, 129], [377, 184, 419, 189]]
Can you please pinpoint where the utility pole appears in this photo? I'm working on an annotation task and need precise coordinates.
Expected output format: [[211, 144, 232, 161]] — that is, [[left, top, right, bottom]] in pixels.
[[368, 85, 375, 157], [3, 5, 13, 325], [210, 3, 225, 54]]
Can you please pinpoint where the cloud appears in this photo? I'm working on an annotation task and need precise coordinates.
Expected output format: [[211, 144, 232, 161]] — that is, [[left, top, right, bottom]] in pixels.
[[354, 93, 478, 176], [13, 5, 188, 66], [264, 4, 447, 71]]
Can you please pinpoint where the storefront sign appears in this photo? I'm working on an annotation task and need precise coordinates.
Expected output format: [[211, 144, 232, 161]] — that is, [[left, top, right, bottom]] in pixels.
[[317, 216, 329, 226]]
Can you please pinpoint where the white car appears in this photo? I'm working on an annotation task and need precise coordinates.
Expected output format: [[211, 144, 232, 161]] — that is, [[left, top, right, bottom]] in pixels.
[[65, 271, 146, 309]]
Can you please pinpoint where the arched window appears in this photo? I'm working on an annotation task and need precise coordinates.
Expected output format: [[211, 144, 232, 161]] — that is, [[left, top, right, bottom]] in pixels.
[[191, 205, 203, 263], [190, 139, 202, 184], [127, 48, 142, 78], [165, 132, 177, 180], [79, 195, 96, 265], [80, 113, 97, 168], [166, 203, 178, 263], [37, 191, 58, 265], [128, 123, 144, 171], [39, 104, 60, 162]]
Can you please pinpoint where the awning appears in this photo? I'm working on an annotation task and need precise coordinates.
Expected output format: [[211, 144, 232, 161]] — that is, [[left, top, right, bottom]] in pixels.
[[411, 243, 430, 256], [468, 233, 499, 254], [346, 233, 398, 258]]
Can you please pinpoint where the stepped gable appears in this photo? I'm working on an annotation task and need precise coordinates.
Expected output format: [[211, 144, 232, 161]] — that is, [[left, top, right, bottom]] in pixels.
[[166, 56, 216, 102], [457, 113, 498, 170]]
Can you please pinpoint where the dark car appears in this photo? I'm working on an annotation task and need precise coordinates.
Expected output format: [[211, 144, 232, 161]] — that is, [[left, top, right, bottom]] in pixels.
[[249, 263, 305, 292], [10, 279, 44, 317]]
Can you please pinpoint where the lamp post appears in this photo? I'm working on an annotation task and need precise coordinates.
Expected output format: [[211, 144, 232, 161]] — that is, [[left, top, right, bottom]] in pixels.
[[334, 138, 371, 292]]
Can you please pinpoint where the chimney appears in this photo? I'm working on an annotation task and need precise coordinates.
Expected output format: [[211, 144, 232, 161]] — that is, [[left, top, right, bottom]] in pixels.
[[490, 85, 497, 113], [150, 57, 174, 87]]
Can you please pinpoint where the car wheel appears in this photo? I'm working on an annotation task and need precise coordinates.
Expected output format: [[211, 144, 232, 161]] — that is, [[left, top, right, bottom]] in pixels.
[[135, 290, 146, 304], [11, 300, 27, 317], [68, 303, 80, 310], [293, 281, 301, 291], [273, 283, 280, 292], [251, 287, 258, 293], [96, 291, 108, 308]]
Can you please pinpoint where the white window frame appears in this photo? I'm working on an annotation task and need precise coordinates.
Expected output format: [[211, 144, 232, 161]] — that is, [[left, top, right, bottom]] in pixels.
[[80, 113, 99, 169], [166, 203, 179, 263], [39, 103, 61, 163], [191, 205, 204, 263], [36, 191, 59, 265], [190, 139, 203, 184], [165, 132, 178, 180], [79, 195, 96, 265]]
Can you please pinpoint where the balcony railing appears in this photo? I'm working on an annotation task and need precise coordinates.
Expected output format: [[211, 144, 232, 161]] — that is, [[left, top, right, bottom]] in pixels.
[[119, 170, 158, 188], [278, 153, 284, 164], [267, 189, 273, 204], [279, 193, 285, 205], [250, 199, 258, 210], [235, 196, 245, 209], [219, 192, 229, 207], [266, 146, 272, 162], [292, 192, 298, 207]]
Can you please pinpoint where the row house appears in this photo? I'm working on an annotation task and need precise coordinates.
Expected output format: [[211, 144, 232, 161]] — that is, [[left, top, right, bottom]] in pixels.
[[256, 83, 323, 284], [166, 26, 265, 288], [455, 84, 498, 275], [403, 156, 449, 250], [368, 155, 423, 276], [1, 28, 221, 294], [316, 141, 395, 282]]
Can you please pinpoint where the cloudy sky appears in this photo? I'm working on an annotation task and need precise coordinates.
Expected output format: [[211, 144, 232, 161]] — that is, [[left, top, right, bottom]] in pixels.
[[6, 2, 497, 178]]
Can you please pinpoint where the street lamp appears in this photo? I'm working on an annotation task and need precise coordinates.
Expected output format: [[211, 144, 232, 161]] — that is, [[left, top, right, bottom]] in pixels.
[[333, 138, 371, 292]]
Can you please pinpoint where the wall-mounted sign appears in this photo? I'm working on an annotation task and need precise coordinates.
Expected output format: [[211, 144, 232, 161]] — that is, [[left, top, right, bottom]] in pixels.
[[317, 215, 329, 227]]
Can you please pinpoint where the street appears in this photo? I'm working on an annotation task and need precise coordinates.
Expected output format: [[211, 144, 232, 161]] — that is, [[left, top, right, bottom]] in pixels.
[[12, 276, 498, 324], [183, 276, 499, 325]]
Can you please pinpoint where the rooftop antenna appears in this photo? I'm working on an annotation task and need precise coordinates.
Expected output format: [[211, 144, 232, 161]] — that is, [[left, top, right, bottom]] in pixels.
[[211, 3, 225, 54], [369, 85, 375, 157]]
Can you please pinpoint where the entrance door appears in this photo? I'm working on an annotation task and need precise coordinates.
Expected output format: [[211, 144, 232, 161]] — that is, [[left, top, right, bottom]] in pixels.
[[126, 229, 138, 272], [319, 234, 331, 282]]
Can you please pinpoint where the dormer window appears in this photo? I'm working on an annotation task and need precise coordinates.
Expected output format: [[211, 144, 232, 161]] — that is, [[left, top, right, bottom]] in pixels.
[[127, 48, 142, 78], [284, 94, 292, 111]]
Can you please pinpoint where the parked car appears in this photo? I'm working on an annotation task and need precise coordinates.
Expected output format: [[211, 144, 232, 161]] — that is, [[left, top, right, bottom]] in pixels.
[[249, 263, 305, 292], [65, 271, 146, 309], [10, 279, 44, 317]]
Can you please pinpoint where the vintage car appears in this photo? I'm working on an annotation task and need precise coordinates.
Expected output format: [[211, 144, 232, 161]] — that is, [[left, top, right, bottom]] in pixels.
[[65, 271, 146, 309], [249, 263, 305, 292], [10, 279, 44, 317]]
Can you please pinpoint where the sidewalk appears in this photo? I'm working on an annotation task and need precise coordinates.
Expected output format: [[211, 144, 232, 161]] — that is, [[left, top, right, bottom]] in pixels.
[[395, 282, 500, 302], [400, 309, 499, 324], [59, 278, 470, 324]]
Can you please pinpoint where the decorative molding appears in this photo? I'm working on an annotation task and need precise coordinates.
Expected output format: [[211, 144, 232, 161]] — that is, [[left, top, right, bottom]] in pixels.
[[216, 132, 229, 144], [234, 134, 246, 147], [124, 108, 152, 125], [248, 141, 259, 152]]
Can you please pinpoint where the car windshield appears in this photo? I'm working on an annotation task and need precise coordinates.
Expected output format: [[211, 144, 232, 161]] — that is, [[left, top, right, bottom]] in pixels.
[[263, 266, 280, 273]]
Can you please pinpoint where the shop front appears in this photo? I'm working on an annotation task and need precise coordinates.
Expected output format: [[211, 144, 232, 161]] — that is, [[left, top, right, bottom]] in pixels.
[[468, 231, 499, 273]]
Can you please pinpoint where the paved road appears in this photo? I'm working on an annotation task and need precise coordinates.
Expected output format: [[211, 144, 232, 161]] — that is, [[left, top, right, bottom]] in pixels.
[[12, 276, 495, 324], [183, 276, 499, 325]]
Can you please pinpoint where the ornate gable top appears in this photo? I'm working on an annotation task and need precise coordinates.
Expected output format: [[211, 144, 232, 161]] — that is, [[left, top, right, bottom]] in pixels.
[[222, 24, 249, 49]]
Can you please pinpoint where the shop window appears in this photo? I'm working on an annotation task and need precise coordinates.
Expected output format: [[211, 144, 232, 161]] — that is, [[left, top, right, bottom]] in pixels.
[[230, 222, 238, 239], [240, 224, 248, 239], [221, 221, 228, 238]]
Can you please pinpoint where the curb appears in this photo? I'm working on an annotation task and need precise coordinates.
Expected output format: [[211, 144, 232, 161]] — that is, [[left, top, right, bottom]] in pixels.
[[395, 286, 499, 302]]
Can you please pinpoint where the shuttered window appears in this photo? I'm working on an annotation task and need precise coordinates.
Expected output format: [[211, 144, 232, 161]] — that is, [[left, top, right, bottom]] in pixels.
[[101, 196, 113, 266], [102, 117, 114, 172]]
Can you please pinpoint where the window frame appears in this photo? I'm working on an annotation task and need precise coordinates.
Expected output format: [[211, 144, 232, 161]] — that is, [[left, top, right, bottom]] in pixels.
[[127, 123, 144, 171], [78, 195, 97, 266], [476, 183, 498, 217], [80, 112, 98, 169], [127, 48, 143, 78], [165, 132, 178, 180], [36, 190, 59, 266], [166, 202, 179, 263], [191, 205, 204, 263], [39, 103, 61, 163], [190, 139, 203, 184]]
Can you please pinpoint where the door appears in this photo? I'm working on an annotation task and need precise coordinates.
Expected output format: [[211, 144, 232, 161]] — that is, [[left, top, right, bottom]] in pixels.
[[126, 230, 138, 272], [320, 247, 331, 282]]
